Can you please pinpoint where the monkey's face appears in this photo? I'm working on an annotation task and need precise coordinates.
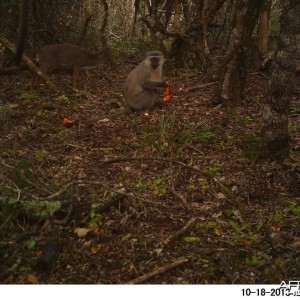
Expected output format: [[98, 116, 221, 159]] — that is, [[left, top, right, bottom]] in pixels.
[[146, 51, 164, 70], [150, 56, 162, 69]]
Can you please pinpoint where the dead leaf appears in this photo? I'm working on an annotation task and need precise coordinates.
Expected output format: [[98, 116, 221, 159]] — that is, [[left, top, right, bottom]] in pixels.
[[214, 228, 223, 236], [91, 227, 101, 236], [212, 212, 222, 218], [26, 274, 38, 284], [91, 245, 101, 254], [217, 192, 226, 199], [292, 238, 300, 248], [74, 227, 94, 237]]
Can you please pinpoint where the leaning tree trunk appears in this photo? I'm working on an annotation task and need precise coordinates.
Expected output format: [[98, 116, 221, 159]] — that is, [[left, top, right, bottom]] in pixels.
[[99, 0, 109, 48], [261, 0, 300, 159], [253, 0, 272, 70], [212, 0, 264, 106]]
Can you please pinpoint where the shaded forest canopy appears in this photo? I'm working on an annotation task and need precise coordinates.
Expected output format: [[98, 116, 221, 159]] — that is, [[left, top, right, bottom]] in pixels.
[[0, 0, 299, 284]]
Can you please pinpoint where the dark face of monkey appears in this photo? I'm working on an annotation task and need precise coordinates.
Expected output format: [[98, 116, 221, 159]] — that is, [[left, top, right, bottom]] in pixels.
[[147, 51, 163, 70], [123, 50, 166, 112]]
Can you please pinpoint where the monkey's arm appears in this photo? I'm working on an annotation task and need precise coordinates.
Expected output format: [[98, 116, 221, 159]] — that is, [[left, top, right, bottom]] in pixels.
[[142, 80, 166, 90]]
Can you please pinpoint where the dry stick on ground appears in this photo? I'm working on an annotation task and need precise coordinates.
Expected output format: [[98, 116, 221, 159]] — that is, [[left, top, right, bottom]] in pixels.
[[31, 180, 135, 201], [102, 156, 203, 173], [0, 35, 57, 91], [168, 153, 189, 210], [186, 81, 217, 92], [127, 257, 188, 284], [164, 217, 197, 245]]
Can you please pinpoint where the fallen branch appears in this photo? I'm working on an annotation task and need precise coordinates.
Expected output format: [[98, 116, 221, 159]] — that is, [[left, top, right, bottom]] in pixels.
[[32, 180, 134, 200], [0, 66, 27, 74], [0, 35, 58, 91], [102, 156, 202, 173], [127, 257, 188, 284], [164, 217, 197, 245], [186, 81, 217, 92], [168, 153, 189, 210], [96, 188, 127, 213]]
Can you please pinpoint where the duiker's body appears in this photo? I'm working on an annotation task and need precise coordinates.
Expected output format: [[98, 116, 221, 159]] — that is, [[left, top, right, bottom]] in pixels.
[[36, 43, 109, 89]]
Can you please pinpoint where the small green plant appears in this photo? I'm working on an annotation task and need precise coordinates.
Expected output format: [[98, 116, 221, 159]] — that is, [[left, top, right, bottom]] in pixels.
[[25, 238, 36, 251], [143, 114, 216, 154], [187, 176, 197, 192], [281, 199, 300, 216], [242, 132, 259, 159], [239, 116, 252, 126], [245, 255, 265, 267], [268, 209, 285, 223], [143, 114, 177, 152], [0, 198, 20, 231], [229, 221, 257, 246], [288, 120, 298, 133], [13, 158, 32, 189], [54, 95, 70, 105], [18, 92, 38, 102], [199, 177, 210, 192], [178, 122, 216, 147], [204, 221, 218, 230], [0, 104, 13, 120], [224, 209, 235, 218], [0, 104, 20, 128], [202, 164, 222, 177], [291, 107, 300, 114], [135, 176, 167, 196], [83, 209, 103, 228], [35, 149, 47, 161]]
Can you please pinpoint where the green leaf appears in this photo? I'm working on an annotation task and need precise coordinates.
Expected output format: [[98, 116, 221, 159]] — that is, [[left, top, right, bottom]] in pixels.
[[183, 236, 201, 244], [25, 239, 36, 250]]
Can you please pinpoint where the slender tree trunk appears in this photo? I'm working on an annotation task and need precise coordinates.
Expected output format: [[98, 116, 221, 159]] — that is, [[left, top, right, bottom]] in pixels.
[[261, 0, 300, 159], [254, 0, 272, 70], [212, 0, 264, 106], [99, 0, 109, 48], [173, 0, 181, 31]]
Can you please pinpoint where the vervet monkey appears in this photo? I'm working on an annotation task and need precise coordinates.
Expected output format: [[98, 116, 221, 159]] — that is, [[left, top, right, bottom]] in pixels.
[[123, 51, 166, 112]]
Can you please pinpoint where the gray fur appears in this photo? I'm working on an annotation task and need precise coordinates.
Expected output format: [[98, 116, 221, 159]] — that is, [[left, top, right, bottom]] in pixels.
[[123, 51, 165, 112]]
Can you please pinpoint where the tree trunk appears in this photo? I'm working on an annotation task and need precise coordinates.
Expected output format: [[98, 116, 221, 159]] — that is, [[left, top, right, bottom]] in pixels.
[[261, 0, 300, 159], [173, 0, 181, 31], [99, 0, 109, 48], [212, 0, 264, 106], [253, 0, 272, 70]]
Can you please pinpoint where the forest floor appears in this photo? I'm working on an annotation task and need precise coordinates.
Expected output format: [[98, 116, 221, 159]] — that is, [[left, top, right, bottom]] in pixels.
[[0, 59, 300, 284]]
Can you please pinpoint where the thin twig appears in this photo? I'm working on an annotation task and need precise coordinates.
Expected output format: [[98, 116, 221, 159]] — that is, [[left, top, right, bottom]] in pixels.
[[127, 257, 188, 284], [32, 180, 135, 200], [186, 81, 217, 92], [168, 153, 189, 209], [164, 217, 197, 245], [102, 156, 202, 173]]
